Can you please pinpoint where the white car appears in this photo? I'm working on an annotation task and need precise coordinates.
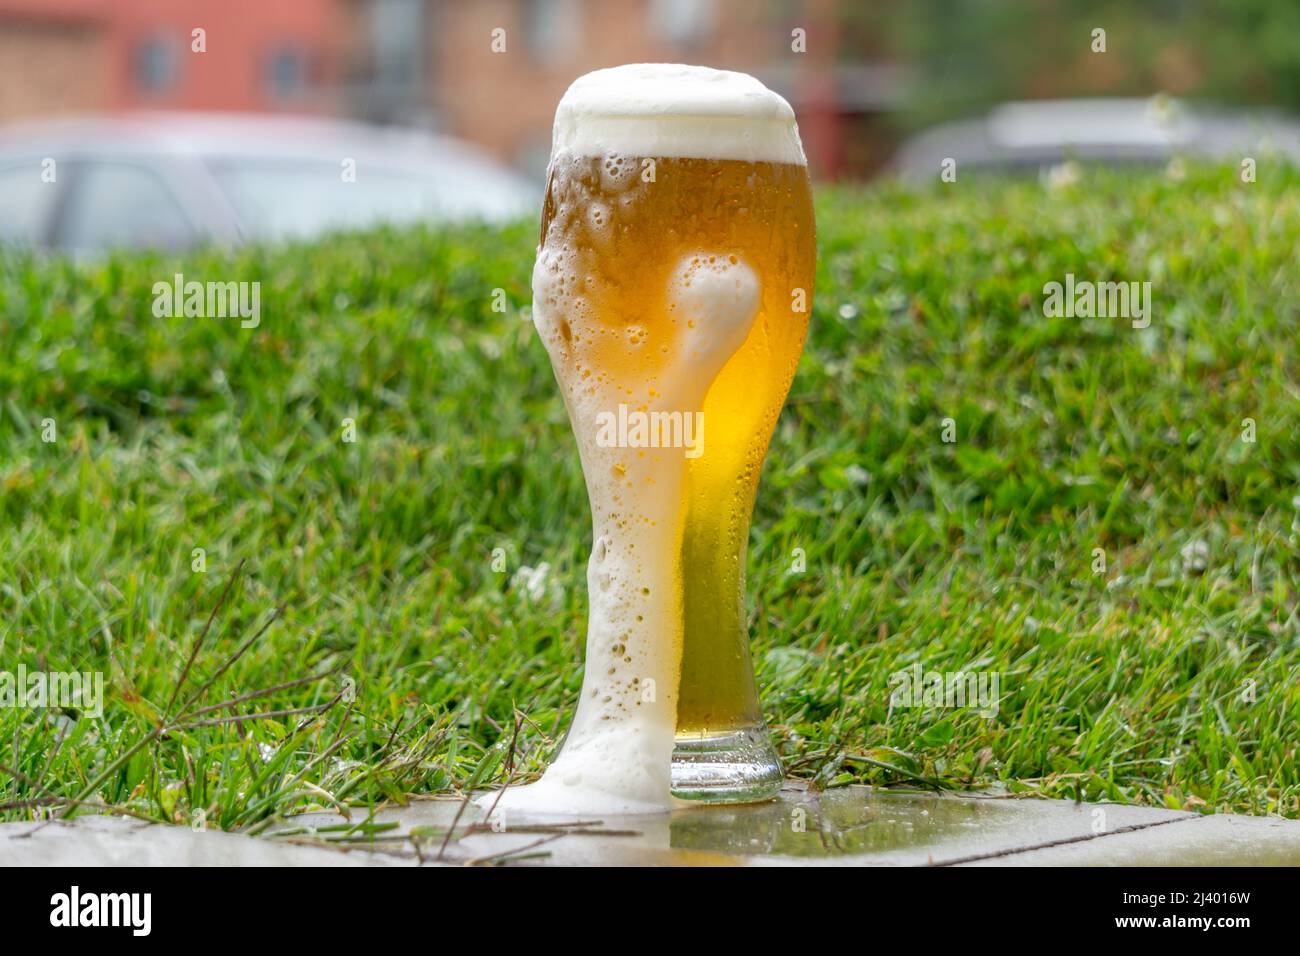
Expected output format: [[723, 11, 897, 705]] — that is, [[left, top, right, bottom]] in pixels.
[[0, 112, 539, 253]]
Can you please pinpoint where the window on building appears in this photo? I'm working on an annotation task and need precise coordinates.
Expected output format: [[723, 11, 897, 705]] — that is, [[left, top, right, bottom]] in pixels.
[[266, 46, 309, 99], [370, 0, 426, 89], [526, 0, 581, 66], [133, 36, 179, 95], [649, 0, 717, 48]]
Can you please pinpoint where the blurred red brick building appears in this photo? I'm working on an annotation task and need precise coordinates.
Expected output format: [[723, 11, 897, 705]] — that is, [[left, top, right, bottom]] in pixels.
[[0, 0, 903, 178], [0, 0, 341, 116]]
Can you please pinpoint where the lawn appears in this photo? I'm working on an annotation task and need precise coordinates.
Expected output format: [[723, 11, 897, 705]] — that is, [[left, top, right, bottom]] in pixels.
[[2, 162, 1298, 831]]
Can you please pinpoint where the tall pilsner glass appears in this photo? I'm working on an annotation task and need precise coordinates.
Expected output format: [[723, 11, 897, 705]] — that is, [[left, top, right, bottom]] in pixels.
[[508, 64, 814, 812]]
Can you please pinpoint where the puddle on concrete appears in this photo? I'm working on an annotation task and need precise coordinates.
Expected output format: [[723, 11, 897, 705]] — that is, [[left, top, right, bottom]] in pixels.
[[668, 786, 988, 858]]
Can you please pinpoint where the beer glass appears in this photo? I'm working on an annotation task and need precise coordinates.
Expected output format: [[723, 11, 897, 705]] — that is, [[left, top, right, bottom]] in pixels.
[[517, 64, 814, 811]]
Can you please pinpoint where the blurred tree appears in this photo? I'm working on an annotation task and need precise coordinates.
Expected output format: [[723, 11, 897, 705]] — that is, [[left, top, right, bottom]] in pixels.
[[880, 0, 1300, 127]]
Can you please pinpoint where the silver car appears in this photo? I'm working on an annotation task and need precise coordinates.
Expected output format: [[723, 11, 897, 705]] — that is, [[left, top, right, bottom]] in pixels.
[[892, 98, 1300, 181], [0, 112, 539, 253]]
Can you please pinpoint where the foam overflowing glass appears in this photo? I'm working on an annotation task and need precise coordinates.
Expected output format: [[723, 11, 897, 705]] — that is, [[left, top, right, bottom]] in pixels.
[[489, 64, 816, 815]]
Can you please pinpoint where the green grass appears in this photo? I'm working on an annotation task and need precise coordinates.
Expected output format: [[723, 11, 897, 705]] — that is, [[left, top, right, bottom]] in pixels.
[[2, 162, 1298, 831]]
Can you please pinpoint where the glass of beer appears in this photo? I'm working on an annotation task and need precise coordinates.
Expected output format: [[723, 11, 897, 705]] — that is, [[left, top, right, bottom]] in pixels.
[[511, 64, 814, 813]]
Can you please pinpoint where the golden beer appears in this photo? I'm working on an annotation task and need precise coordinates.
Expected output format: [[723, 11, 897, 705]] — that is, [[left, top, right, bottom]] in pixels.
[[541, 152, 814, 732], [538, 149, 813, 795]]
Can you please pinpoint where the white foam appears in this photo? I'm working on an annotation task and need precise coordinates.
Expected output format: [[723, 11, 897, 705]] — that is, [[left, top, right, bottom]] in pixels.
[[669, 255, 761, 371], [553, 63, 806, 165]]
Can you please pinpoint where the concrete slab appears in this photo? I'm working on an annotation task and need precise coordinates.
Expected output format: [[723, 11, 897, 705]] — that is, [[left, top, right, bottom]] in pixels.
[[965, 812, 1300, 866], [0, 814, 397, 866], [4, 784, 1297, 866]]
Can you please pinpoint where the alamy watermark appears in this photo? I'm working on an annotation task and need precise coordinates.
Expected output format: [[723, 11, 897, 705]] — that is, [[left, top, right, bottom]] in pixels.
[[0, 665, 104, 718], [889, 662, 1000, 717], [152, 273, 261, 329], [595, 404, 704, 459], [50, 886, 151, 936], [1042, 272, 1151, 328]]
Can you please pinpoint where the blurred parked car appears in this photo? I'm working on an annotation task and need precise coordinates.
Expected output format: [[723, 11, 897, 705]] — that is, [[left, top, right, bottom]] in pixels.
[[0, 113, 539, 253], [892, 98, 1300, 180]]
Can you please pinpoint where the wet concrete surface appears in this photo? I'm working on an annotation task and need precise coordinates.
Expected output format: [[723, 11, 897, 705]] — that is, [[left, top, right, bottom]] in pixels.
[[4, 783, 1299, 866], [975, 811, 1300, 866], [0, 813, 393, 866]]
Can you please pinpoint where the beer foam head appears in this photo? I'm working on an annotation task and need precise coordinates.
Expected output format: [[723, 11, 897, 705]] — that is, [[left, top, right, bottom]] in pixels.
[[553, 63, 806, 165]]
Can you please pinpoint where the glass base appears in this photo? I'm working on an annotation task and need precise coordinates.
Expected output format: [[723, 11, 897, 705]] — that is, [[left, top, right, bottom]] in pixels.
[[670, 726, 782, 804]]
